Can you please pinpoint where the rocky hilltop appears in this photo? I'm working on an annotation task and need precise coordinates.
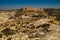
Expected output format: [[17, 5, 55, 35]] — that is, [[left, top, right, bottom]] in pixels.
[[0, 7, 60, 40]]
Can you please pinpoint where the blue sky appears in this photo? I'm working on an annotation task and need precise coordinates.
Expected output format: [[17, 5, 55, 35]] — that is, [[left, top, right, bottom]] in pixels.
[[0, 0, 60, 9]]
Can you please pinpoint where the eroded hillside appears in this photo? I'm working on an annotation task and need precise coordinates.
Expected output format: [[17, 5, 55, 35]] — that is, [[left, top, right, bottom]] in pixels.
[[0, 7, 60, 40]]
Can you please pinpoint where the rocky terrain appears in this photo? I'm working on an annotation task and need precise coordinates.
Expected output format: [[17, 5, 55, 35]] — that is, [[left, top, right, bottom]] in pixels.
[[0, 7, 60, 40]]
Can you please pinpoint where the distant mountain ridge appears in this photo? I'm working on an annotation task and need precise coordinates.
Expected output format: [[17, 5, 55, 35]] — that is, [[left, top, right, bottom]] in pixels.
[[0, 7, 60, 23]]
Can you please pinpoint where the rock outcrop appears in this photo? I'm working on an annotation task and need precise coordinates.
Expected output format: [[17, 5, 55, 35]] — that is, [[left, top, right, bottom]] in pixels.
[[0, 7, 60, 40]]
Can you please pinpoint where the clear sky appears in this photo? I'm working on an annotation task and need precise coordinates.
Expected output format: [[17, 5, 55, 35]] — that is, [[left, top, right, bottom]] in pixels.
[[0, 0, 60, 9]]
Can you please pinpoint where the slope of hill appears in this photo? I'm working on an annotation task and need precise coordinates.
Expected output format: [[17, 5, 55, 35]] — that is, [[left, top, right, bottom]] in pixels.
[[0, 7, 60, 40]]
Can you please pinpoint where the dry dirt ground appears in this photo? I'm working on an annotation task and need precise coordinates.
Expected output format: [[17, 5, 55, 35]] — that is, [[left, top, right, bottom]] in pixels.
[[0, 7, 60, 40]]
